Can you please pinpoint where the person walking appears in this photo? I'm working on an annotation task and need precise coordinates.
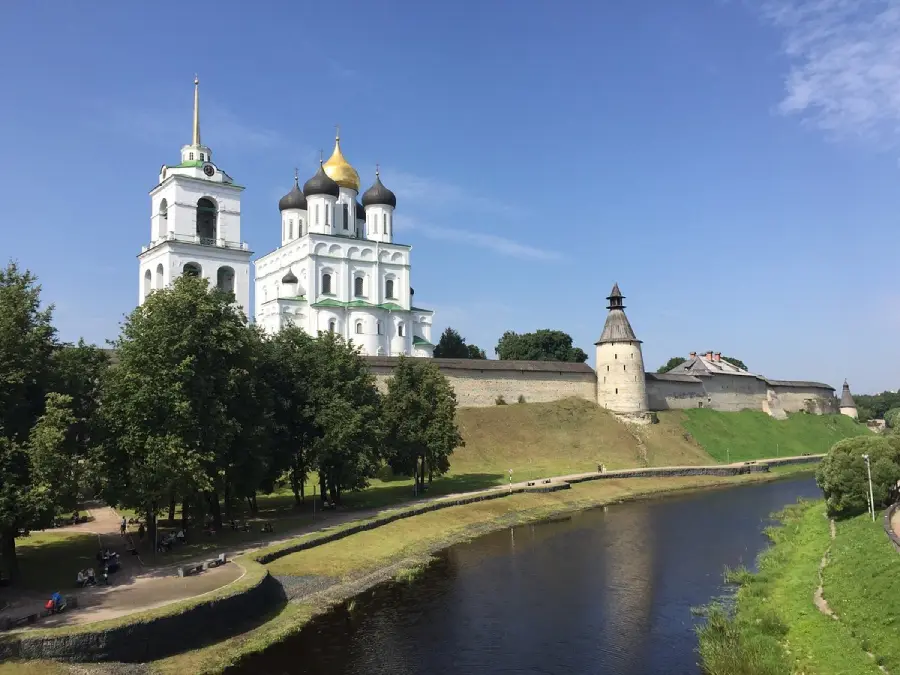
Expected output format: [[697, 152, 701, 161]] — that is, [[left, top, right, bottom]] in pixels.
[[120, 517, 126, 536]]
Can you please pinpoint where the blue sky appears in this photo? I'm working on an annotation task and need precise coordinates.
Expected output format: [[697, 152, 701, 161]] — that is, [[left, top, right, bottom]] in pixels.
[[1, 1, 898, 394]]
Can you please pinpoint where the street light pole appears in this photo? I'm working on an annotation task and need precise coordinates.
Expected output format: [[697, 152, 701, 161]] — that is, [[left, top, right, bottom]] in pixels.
[[863, 454, 876, 522]]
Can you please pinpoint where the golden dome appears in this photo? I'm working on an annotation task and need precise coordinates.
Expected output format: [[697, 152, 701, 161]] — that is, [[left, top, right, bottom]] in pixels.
[[322, 132, 360, 191]]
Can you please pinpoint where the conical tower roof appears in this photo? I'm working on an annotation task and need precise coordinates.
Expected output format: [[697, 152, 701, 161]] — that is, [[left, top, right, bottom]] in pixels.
[[595, 283, 640, 345], [840, 380, 856, 408]]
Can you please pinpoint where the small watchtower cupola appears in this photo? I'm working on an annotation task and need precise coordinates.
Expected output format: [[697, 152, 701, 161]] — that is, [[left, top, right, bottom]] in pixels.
[[607, 283, 625, 311]]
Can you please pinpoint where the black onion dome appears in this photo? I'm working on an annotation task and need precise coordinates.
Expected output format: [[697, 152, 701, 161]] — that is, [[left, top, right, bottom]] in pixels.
[[278, 177, 307, 211], [356, 201, 365, 220], [303, 163, 340, 198], [362, 172, 397, 208], [282, 270, 298, 284]]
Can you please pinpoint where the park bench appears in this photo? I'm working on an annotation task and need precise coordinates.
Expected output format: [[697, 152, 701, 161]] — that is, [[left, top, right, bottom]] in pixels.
[[177, 553, 227, 578]]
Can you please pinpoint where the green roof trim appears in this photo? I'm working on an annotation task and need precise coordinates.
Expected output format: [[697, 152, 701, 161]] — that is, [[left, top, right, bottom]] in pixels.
[[166, 160, 205, 169], [310, 298, 413, 312], [412, 336, 433, 346]]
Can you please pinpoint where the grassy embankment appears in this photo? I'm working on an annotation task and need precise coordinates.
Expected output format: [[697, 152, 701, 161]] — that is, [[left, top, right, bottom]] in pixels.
[[682, 408, 869, 463], [697, 500, 900, 674]]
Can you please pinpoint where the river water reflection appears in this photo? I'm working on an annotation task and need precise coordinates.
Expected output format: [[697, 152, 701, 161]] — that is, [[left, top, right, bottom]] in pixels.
[[235, 477, 821, 675]]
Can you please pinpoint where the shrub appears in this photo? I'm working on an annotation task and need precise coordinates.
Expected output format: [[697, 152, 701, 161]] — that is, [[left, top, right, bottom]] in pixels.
[[517, 394, 526, 404], [816, 435, 900, 517], [495, 395, 506, 405]]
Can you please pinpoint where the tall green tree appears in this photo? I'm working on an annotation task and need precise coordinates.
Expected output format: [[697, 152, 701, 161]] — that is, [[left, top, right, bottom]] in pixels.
[[382, 357, 463, 491], [854, 391, 900, 422], [0, 263, 82, 581], [97, 275, 265, 541], [495, 329, 588, 363], [310, 331, 384, 504], [721, 356, 748, 371], [433, 327, 486, 360], [657, 356, 687, 373], [816, 435, 900, 516], [259, 327, 318, 505]]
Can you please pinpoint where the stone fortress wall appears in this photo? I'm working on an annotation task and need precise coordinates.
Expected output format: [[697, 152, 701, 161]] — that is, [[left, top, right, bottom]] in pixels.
[[363, 356, 839, 416]]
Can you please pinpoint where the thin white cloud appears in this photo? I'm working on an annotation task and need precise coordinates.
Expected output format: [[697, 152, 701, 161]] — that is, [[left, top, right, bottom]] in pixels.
[[386, 169, 523, 218], [401, 217, 562, 261], [759, 0, 900, 146]]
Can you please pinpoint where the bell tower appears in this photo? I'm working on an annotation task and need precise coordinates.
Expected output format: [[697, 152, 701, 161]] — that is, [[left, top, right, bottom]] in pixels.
[[137, 77, 252, 315]]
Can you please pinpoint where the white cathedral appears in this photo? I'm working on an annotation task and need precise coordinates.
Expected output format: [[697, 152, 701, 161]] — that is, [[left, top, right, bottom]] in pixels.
[[138, 79, 434, 357]]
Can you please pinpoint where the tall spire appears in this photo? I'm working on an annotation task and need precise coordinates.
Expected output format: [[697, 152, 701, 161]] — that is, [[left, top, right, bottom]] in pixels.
[[192, 75, 201, 147]]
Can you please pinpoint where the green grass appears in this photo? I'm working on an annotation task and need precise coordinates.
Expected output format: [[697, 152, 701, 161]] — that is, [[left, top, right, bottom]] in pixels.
[[682, 409, 869, 463], [826, 512, 900, 672], [697, 501, 881, 675], [12, 531, 99, 592]]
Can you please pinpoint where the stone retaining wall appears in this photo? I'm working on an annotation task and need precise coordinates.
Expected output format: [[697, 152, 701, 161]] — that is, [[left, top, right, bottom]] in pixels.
[[0, 567, 285, 663]]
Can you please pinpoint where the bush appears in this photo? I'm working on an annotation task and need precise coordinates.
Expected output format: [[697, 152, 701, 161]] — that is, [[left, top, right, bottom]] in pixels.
[[885, 408, 900, 429], [517, 394, 526, 404], [495, 395, 506, 405], [816, 435, 900, 517]]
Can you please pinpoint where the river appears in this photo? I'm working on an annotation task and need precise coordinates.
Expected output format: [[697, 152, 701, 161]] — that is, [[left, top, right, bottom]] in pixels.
[[234, 476, 821, 675]]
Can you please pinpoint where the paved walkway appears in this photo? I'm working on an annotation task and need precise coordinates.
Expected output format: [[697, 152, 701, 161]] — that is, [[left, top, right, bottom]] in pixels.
[[2, 453, 818, 630]]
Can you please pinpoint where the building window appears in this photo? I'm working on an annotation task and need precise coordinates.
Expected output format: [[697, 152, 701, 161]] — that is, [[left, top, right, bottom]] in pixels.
[[316, 204, 320, 225], [606, 365, 609, 372], [354, 276, 364, 297], [329, 319, 336, 333], [196, 197, 217, 242], [355, 321, 363, 334], [289, 220, 294, 239], [373, 218, 379, 234], [615, 388, 618, 395], [623, 365, 626, 371], [183, 262, 201, 277], [382, 213, 386, 232], [343, 204, 349, 230], [398, 323, 405, 337], [299, 219, 304, 236], [326, 206, 330, 226], [200, 153, 205, 161], [189, 152, 194, 160], [377, 320, 383, 335], [386, 213, 391, 235], [385, 279, 394, 299], [322, 273, 332, 295], [615, 353, 618, 359]]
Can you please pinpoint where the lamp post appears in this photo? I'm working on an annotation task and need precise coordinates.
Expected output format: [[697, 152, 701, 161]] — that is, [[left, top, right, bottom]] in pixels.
[[863, 453, 875, 522]]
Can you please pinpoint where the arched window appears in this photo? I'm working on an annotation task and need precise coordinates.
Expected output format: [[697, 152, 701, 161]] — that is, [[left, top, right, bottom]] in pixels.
[[299, 219, 304, 236], [354, 276, 364, 297], [183, 262, 201, 277], [355, 321, 363, 334], [143, 269, 151, 298], [289, 219, 294, 239], [316, 204, 320, 225], [386, 214, 391, 235], [385, 279, 394, 299], [217, 266, 235, 295], [328, 319, 336, 333], [377, 320, 383, 335], [196, 198, 217, 243], [325, 206, 330, 226], [155, 263, 164, 290], [158, 199, 168, 239], [343, 204, 349, 230], [373, 218, 379, 234], [322, 273, 332, 295], [398, 323, 405, 337]]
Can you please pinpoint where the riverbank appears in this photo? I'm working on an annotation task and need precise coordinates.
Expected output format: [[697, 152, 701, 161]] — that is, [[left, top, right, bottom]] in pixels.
[[148, 464, 816, 675], [697, 500, 900, 675]]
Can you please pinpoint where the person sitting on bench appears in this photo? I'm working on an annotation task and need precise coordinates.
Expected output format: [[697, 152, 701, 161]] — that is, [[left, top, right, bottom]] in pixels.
[[76, 570, 86, 587], [86, 568, 95, 585]]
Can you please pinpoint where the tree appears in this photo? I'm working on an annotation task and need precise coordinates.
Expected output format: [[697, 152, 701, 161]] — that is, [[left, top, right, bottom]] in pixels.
[[466, 344, 486, 360], [259, 327, 318, 506], [97, 275, 266, 543], [0, 262, 83, 582], [854, 391, 900, 422], [657, 356, 687, 374], [309, 331, 384, 504], [721, 356, 748, 371], [382, 357, 463, 492], [495, 329, 588, 363], [433, 327, 486, 360], [885, 408, 900, 429], [816, 436, 900, 516]]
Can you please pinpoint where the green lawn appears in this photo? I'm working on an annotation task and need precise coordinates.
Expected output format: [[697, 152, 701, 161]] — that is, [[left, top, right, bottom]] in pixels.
[[698, 501, 882, 675], [682, 409, 869, 463], [826, 512, 900, 672], [11, 531, 99, 592]]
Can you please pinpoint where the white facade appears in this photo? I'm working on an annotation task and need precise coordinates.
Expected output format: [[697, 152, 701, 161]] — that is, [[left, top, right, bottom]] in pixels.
[[255, 138, 434, 357], [138, 78, 252, 313]]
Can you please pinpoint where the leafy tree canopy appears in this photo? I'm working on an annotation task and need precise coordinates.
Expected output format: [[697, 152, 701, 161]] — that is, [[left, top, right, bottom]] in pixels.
[[816, 435, 900, 516], [433, 327, 486, 360], [382, 357, 464, 490], [722, 356, 748, 371], [657, 356, 687, 374], [495, 329, 588, 363], [854, 391, 900, 423]]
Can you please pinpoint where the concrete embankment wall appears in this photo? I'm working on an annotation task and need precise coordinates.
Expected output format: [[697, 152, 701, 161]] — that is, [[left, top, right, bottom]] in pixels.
[[3, 455, 824, 663], [0, 567, 285, 663]]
